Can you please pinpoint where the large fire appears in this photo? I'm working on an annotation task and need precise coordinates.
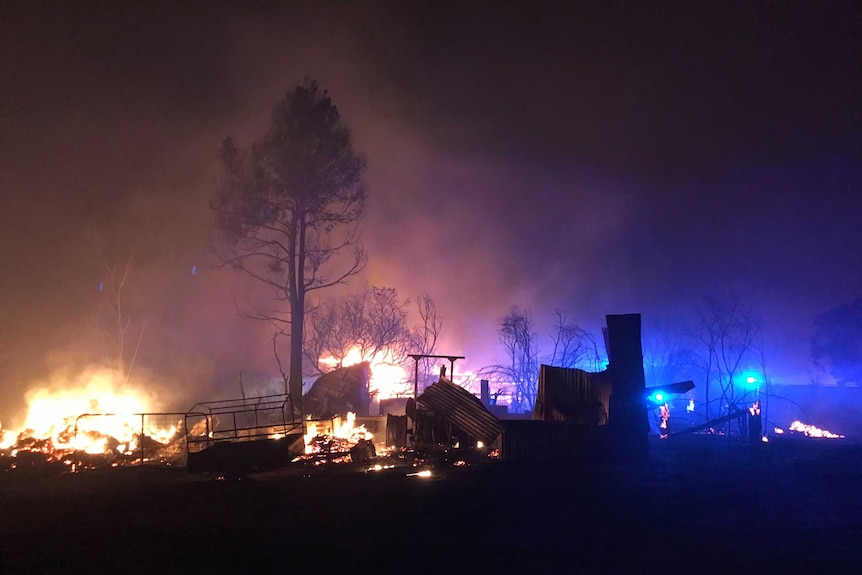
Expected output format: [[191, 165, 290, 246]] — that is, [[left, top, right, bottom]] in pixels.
[[0, 368, 181, 469], [318, 346, 411, 400]]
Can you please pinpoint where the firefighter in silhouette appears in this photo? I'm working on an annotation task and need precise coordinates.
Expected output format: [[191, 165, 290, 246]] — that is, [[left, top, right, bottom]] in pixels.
[[659, 402, 671, 438]]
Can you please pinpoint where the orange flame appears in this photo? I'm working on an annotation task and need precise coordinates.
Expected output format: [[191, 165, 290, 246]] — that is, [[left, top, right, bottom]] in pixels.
[[318, 346, 411, 400], [787, 420, 845, 439], [303, 412, 372, 455], [1, 367, 179, 467]]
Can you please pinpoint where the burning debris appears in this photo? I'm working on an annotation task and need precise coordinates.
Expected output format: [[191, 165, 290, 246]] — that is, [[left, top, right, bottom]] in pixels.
[[775, 421, 846, 439], [1, 413, 186, 474], [1, 369, 396, 479], [1, 372, 185, 474], [298, 412, 379, 464]]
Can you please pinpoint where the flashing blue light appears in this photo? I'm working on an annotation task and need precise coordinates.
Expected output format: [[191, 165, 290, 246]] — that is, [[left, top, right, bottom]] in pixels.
[[739, 370, 763, 388], [647, 391, 666, 404]]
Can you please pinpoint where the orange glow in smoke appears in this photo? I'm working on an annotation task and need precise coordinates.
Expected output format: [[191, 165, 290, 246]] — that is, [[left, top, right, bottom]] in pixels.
[[319, 346, 411, 400]]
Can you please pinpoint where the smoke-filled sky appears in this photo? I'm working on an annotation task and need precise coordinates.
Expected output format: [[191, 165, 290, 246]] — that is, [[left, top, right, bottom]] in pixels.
[[1, 1, 860, 417]]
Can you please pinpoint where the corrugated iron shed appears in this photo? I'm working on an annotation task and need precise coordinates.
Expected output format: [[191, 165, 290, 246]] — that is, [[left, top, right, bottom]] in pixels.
[[533, 364, 612, 424], [498, 420, 603, 461], [499, 420, 578, 461], [418, 377, 502, 445]]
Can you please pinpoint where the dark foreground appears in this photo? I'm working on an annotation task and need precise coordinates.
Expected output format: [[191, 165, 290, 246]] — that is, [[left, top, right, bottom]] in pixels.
[[2, 436, 861, 574]]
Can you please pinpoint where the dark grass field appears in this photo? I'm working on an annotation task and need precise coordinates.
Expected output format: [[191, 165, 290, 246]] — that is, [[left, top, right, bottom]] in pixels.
[[2, 436, 861, 574]]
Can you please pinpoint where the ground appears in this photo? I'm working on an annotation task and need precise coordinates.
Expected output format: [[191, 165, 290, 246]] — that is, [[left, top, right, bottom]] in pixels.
[[2, 436, 861, 574]]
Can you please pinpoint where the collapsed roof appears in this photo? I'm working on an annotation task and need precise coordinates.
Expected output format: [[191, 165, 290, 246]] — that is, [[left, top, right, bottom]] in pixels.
[[418, 377, 502, 445]]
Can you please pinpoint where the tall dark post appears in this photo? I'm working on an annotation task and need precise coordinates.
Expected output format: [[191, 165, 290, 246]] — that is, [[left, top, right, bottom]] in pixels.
[[140, 413, 145, 466], [413, 357, 420, 400], [605, 314, 648, 459], [480, 379, 490, 407]]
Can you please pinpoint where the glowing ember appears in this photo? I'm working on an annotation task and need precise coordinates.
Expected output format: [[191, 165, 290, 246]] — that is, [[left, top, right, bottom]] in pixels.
[[407, 469, 432, 477]]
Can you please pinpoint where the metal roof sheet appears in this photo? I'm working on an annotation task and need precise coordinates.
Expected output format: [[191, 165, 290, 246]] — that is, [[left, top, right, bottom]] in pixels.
[[418, 378, 502, 444]]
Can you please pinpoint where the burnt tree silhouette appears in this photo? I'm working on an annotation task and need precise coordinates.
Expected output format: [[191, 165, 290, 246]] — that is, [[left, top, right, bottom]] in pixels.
[[99, 254, 147, 384], [692, 293, 759, 423], [304, 287, 442, 398], [212, 80, 367, 405], [485, 308, 539, 413], [546, 309, 603, 371]]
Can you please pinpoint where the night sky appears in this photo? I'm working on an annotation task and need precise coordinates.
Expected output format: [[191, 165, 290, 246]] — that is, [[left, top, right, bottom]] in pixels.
[[1, 1, 860, 418]]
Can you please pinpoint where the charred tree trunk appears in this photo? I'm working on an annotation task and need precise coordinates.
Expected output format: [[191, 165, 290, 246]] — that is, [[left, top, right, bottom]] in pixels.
[[605, 314, 648, 460]]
